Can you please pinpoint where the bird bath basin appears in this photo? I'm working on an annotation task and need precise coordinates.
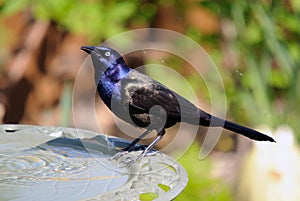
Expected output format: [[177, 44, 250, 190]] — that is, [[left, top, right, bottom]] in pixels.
[[0, 124, 187, 201]]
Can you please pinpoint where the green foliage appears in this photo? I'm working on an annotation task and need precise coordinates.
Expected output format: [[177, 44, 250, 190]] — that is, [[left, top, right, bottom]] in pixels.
[[158, 183, 171, 192], [176, 143, 233, 201], [193, 1, 300, 138], [0, 0, 29, 14], [139, 192, 158, 201], [0, 0, 156, 42]]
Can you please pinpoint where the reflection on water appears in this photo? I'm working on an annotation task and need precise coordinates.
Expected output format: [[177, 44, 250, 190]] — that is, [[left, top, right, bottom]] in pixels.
[[0, 127, 129, 201]]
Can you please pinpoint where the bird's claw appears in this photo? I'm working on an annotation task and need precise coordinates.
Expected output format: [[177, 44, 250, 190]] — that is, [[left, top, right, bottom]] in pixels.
[[110, 151, 129, 161], [110, 150, 159, 166]]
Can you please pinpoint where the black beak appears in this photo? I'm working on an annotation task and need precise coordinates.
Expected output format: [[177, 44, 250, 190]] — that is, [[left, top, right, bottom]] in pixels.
[[81, 46, 96, 54]]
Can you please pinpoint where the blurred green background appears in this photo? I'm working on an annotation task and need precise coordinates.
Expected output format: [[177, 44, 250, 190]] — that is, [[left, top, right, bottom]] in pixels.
[[1, 0, 300, 200]]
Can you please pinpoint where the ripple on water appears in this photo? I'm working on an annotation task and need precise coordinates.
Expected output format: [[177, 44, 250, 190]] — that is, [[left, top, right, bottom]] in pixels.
[[0, 146, 128, 200]]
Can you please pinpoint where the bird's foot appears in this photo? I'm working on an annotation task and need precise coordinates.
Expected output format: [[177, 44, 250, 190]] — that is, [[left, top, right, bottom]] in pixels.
[[110, 151, 129, 161], [132, 150, 158, 161], [110, 150, 158, 165]]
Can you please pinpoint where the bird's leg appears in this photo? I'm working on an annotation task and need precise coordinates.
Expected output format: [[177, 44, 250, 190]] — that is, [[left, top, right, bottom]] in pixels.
[[134, 129, 166, 161], [123, 129, 152, 151], [110, 129, 152, 160]]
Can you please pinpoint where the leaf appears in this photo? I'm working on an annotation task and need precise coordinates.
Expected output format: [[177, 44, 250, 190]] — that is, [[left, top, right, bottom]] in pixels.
[[1, 0, 29, 15]]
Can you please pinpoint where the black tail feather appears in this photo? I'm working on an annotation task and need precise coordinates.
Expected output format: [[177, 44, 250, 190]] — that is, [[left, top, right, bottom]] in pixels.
[[210, 116, 276, 142]]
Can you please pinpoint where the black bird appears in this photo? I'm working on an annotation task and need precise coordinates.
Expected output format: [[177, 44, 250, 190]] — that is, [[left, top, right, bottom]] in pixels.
[[81, 46, 275, 157]]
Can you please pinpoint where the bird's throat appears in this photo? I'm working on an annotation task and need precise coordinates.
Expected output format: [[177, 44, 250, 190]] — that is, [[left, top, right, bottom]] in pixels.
[[104, 63, 130, 83]]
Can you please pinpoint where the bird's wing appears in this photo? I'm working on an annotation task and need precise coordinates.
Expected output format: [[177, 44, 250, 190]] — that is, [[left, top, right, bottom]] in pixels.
[[121, 71, 201, 120]]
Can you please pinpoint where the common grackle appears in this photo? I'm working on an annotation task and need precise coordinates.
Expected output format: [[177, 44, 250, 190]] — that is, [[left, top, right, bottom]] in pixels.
[[81, 46, 275, 158]]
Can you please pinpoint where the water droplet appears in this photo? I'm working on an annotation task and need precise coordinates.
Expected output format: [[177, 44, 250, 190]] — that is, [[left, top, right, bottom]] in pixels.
[[159, 57, 164, 63], [236, 70, 243, 76]]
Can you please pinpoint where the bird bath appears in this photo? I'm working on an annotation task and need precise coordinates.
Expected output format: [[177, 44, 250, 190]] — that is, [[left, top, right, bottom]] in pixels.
[[0, 124, 187, 201]]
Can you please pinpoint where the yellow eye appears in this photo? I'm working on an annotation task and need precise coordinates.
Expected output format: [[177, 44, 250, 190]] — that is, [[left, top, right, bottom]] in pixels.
[[105, 51, 111, 57]]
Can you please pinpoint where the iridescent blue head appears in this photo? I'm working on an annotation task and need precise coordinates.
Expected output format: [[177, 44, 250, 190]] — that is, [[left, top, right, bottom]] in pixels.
[[81, 46, 130, 83]]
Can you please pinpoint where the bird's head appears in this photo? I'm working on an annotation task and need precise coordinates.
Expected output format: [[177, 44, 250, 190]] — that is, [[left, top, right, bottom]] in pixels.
[[81, 46, 123, 67], [81, 46, 130, 84], [81, 45, 129, 83]]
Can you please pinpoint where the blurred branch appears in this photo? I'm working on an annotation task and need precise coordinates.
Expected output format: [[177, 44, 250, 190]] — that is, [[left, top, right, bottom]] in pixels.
[[7, 21, 50, 84]]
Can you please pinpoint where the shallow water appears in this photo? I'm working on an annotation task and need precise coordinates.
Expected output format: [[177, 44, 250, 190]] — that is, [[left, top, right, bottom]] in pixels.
[[0, 149, 128, 200], [0, 126, 128, 201]]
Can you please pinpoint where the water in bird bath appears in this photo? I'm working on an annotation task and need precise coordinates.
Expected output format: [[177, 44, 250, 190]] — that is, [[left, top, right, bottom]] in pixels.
[[0, 125, 128, 201]]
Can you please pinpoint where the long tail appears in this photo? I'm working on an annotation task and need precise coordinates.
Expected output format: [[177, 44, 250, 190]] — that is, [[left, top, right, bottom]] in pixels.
[[222, 118, 275, 142], [202, 114, 276, 142]]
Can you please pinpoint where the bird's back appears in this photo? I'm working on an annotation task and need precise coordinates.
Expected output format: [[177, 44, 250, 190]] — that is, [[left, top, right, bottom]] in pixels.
[[115, 70, 207, 128]]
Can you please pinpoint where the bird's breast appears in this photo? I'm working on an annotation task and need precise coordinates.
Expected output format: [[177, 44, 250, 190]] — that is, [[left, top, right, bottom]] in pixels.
[[97, 79, 120, 108]]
